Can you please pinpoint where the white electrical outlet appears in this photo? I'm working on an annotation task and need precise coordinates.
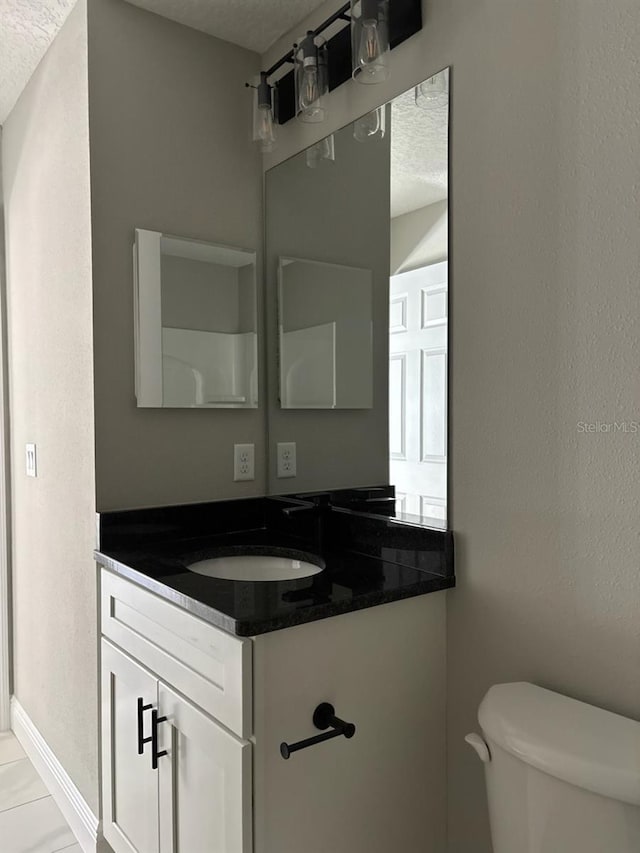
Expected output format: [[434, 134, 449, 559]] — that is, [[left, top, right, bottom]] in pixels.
[[234, 443, 255, 481], [26, 443, 37, 477], [277, 442, 296, 478]]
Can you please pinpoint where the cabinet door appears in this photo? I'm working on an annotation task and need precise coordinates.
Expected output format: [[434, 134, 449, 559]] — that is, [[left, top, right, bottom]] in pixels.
[[102, 640, 160, 853], [157, 683, 252, 853]]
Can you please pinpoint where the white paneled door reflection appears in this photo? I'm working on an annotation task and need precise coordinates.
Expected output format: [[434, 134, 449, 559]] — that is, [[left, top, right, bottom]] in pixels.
[[389, 262, 447, 521]]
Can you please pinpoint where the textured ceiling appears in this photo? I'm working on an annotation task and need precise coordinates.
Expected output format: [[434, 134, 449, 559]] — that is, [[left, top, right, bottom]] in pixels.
[[124, 0, 328, 53], [0, 0, 326, 125], [391, 83, 449, 218], [1, 0, 448, 215], [0, 0, 76, 123]]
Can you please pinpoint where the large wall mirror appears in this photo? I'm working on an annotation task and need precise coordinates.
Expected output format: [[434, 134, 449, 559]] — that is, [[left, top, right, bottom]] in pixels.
[[134, 230, 258, 408], [266, 68, 450, 523]]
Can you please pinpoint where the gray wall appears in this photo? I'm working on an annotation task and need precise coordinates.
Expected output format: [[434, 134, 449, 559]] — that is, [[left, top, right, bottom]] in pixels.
[[87, 0, 263, 510], [265, 121, 390, 493], [2, 1, 99, 811], [264, 2, 640, 851]]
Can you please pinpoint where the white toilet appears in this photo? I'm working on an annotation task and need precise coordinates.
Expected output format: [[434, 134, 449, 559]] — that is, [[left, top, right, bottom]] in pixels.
[[466, 682, 640, 852]]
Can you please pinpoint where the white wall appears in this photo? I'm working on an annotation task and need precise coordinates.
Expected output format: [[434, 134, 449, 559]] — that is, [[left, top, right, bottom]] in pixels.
[[87, 0, 264, 510], [2, 0, 99, 811], [264, 2, 640, 851], [0, 129, 11, 732], [391, 199, 448, 274]]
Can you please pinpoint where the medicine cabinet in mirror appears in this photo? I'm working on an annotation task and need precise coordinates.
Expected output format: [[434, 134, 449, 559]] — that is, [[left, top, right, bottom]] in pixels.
[[134, 229, 258, 408], [266, 68, 449, 523]]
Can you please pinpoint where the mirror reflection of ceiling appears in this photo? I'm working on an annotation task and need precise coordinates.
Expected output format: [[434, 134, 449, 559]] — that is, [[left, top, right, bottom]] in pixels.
[[124, 0, 328, 52], [390, 87, 449, 218]]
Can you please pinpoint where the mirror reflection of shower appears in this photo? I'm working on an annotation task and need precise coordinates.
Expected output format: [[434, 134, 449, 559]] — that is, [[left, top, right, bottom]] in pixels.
[[134, 231, 258, 408], [388, 68, 449, 523]]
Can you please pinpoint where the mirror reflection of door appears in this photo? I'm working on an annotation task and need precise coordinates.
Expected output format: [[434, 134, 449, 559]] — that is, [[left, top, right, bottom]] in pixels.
[[388, 68, 449, 522], [389, 263, 447, 520]]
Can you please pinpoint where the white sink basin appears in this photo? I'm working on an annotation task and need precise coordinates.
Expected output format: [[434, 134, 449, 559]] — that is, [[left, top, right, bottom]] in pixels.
[[186, 554, 323, 582]]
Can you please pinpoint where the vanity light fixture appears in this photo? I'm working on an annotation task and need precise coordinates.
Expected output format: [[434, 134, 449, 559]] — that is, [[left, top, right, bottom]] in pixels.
[[351, 0, 390, 84], [415, 68, 449, 108], [246, 0, 421, 130], [247, 72, 277, 152], [295, 31, 329, 123]]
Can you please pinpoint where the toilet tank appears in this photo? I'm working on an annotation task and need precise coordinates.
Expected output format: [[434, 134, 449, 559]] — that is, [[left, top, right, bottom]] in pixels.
[[468, 682, 640, 853]]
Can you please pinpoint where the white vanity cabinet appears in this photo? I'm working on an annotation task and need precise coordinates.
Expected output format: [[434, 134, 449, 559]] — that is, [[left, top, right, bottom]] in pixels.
[[101, 641, 160, 853], [100, 568, 447, 853], [101, 641, 252, 853], [100, 570, 252, 853]]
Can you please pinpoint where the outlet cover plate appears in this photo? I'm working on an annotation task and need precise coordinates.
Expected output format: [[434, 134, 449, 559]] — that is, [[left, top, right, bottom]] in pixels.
[[277, 442, 296, 478], [234, 443, 255, 482]]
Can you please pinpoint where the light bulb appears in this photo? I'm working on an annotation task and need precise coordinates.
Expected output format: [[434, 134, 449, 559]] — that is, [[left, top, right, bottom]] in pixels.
[[360, 20, 381, 63], [295, 32, 328, 123], [351, 0, 389, 84], [250, 72, 277, 152], [357, 20, 389, 82], [300, 65, 319, 111], [305, 134, 335, 168], [415, 70, 449, 109], [353, 106, 386, 142], [257, 105, 276, 151]]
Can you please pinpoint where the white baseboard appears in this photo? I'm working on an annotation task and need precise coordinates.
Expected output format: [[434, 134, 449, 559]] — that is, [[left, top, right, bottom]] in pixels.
[[11, 697, 105, 853]]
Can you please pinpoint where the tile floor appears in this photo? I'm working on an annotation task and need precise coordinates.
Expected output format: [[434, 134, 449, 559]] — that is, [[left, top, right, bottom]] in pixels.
[[0, 731, 79, 853]]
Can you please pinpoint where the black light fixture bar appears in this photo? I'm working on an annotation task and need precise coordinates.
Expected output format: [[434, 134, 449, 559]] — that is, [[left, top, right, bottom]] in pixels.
[[265, 49, 294, 80], [265, 2, 351, 78], [260, 0, 422, 125], [313, 3, 352, 36]]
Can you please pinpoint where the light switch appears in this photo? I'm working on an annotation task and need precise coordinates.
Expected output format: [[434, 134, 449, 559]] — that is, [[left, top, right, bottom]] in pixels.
[[26, 443, 37, 477]]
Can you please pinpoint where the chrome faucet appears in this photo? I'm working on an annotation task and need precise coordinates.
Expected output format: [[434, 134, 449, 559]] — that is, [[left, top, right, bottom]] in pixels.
[[281, 503, 316, 517]]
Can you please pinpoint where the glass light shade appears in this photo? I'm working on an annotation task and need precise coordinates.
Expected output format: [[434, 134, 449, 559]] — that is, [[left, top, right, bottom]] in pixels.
[[415, 69, 449, 108], [353, 106, 386, 142], [305, 134, 335, 168], [294, 32, 328, 123], [351, 0, 390, 85], [251, 73, 277, 152]]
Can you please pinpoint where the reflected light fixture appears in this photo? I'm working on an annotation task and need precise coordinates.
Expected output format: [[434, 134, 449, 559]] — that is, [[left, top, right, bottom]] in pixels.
[[295, 32, 328, 123], [351, 0, 390, 85], [415, 69, 449, 108], [247, 72, 277, 152], [353, 105, 386, 141], [306, 134, 336, 168]]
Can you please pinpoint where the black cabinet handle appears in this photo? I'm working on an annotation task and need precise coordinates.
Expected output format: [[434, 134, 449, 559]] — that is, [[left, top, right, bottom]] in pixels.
[[137, 698, 153, 755], [280, 703, 356, 760], [151, 709, 168, 770]]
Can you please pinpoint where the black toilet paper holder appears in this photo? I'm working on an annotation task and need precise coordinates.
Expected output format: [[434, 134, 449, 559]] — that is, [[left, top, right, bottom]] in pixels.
[[280, 703, 356, 760]]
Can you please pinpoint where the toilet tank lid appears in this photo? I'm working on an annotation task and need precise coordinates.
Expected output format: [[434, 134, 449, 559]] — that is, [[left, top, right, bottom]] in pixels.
[[479, 682, 640, 806]]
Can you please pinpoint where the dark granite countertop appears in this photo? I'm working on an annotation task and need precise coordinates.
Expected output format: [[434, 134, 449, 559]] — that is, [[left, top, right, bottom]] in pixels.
[[95, 497, 454, 637]]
